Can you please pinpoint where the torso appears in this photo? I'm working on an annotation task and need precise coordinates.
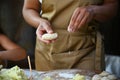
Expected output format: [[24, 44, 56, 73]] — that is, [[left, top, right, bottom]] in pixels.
[[35, 0, 104, 71]]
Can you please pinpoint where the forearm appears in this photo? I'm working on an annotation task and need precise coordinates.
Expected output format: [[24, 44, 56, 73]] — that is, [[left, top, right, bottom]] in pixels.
[[91, 0, 118, 22], [23, 9, 42, 28], [0, 48, 26, 61], [22, 0, 42, 28]]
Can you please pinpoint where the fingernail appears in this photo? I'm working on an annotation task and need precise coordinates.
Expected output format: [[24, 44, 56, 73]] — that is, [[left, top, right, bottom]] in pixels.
[[68, 27, 71, 32]]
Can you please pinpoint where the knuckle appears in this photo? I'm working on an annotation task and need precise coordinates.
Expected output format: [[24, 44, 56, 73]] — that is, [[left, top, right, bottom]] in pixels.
[[74, 22, 78, 27], [76, 19, 80, 23]]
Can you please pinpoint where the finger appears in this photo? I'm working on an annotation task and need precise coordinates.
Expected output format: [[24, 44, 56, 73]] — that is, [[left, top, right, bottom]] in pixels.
[[36, 30, 51, 44], [43, 23, 53, 34], [72, 9, 86, 31], [51, 38, 58, 43], [36, 25, 45, 37], [36, 26, 50, 43], [68, 8, 80, 32], [78, 12, 89, 28]]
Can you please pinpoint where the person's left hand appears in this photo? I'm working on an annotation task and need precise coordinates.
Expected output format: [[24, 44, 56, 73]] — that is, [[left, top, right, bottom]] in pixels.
[[68, 6, 95, 32]]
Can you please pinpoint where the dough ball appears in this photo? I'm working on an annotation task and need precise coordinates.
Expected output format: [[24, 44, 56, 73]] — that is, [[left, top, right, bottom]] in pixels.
[[107, 74, 117, 80], [42, 33, 58, 40], [92, 74, 102, 80], [99, 71, 110, 77], [101, 77, 109, 80]]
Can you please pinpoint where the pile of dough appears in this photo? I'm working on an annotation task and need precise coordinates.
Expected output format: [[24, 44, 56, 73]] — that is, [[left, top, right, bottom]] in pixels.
[[42, 33, 58, 40], [92, 71, 117, 80], [72, 74, 85, 80], [43, 76, 52, 80]]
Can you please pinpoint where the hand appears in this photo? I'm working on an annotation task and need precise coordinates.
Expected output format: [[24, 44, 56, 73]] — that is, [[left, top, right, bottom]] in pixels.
[[68, 6, 95, 32], [36, 19, 54, 44]]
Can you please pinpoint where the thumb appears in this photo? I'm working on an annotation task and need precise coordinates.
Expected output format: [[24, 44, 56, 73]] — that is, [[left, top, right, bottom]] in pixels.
[[44, 24, 53, 34]]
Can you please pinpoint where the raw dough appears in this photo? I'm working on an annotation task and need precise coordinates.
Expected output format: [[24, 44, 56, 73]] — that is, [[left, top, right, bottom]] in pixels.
[[92, 74, 102, 80], [42, 33, 58, 40]]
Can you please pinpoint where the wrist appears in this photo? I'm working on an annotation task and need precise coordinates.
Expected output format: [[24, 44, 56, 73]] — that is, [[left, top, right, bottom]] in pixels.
[[88, 5, 104, 18], [87, 5, 97, 20]]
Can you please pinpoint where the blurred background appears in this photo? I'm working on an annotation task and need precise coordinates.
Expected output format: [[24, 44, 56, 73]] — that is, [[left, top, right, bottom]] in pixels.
[[0, 0, 36, 69]]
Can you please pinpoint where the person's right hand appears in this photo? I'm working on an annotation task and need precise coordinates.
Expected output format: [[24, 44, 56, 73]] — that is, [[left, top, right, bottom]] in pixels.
[[36, 19, 54, 44]]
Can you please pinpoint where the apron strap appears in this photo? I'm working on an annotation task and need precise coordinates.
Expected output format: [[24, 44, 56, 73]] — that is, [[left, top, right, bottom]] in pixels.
[[95, 31, 105, 73]]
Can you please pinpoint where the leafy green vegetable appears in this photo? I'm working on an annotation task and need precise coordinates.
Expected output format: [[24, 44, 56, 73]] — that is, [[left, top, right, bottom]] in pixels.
[[0, 66, 28, 80]]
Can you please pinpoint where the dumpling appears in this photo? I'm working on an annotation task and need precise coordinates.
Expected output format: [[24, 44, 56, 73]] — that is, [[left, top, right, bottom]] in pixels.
[[42, 33, 58, 40], [107, 74, 117, 80], [101, 77, 109, 80], [99, 71, 110, 77], [92, 74, 102, 80]]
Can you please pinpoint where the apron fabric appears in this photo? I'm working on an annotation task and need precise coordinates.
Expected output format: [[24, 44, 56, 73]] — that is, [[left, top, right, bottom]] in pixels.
[[35, 0, 104, 72]]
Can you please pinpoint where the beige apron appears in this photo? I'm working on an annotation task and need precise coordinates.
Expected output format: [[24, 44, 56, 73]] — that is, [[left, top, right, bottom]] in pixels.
[[35, 0, 104, 72]]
